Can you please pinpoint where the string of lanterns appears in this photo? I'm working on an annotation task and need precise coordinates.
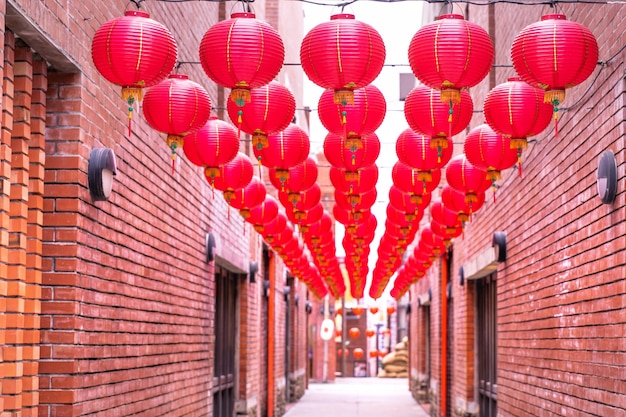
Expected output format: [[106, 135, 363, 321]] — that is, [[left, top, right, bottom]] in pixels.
[[90, 4, 599, 301]]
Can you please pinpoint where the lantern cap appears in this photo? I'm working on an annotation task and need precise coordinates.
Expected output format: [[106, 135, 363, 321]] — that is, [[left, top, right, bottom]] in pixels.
[[437, 14, 464, 20], [125, 10, 150, 18], [331, 14, 355, 20], [168, 74, 188, 80], [542, 14, 567, 21], [231, 12, 256, 19]]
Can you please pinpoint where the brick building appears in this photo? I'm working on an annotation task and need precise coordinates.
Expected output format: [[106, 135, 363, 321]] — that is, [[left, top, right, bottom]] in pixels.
[[0, 1, 312, 416], [409, 3, 625, 417]]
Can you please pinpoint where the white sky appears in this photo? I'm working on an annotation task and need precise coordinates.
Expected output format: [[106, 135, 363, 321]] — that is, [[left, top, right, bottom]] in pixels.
[[301, 1, 424, 299]]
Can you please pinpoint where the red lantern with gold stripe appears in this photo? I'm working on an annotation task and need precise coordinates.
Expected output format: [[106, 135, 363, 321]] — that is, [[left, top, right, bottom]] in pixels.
[[324, 133, 380, 170], [392, 161, 441, 195], [404, 85, 473, 153], [300, 13, 386, 105], [335, 188, 377, 213], [464, 124, 518, 189], [418, 225, 446, 258], [408, 14, 493, 104], [210, 152, 254, 204], [269, 157, 318, 194], [183, 117, 240, 182], [228, 176, 267, 220], [441, 185, 485, 223], [330, 165, 378, 195], [246, 196, 280, 233], [395, 128, 453, 170], [91, 10, 178, 135], [511, 14, 599, 131], [142, 74, 212, 166], [483, 77, 553, 175], [254, 124, 310, 185], [227, 81, 295, 150], [318, 85, 386, 151], [445, 155, 490, 204], [279, 183, 321, 213], [199, 12, 285, 107]]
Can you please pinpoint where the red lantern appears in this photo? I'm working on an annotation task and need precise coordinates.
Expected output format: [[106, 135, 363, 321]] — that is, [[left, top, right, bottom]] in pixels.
[[464, 124, 518, 189], [409, 14, 493, 104], [392, 161, 441, 195], [228, 177, 267, 219], [352, 306, 364, 316], [270, 157, 318, 194], [511, 14, 599, 131], [333, 204, 371, 228], [143, 74, 212, 168], [349, 327, 360, 339], [431, 219, 463, 244], [261, 213, 288, 242], [330, 165, 378, 195], [395, 128, 453, 169], [365, 329, 375, 338], [300, 13, 385, 105], [324, 133, 380, 170], [484, 78, 553, 176], [404, 85, 473, 152], [419, 225, 446, 257], [441, 185, 485, 223], [199, 12, 284, 106], [184, 118, 240, 182], [431, 201, 463, 230], [335, 188, 377, 213], [91, 10, 177, 134], [210, 153, 254, 203], [246, 196, 280, 233], [369, 306, 379, 314], [279, 183, 321, 213], [318, 85, 386, 151], [227, 81, 295, 150], [445, 155, 491, 204], [369, 350, 379, 358], [254, 124, 310, 184], [353, 348, 364, 360], [287, 203, 324, 230], [389, 185, 431, 218]]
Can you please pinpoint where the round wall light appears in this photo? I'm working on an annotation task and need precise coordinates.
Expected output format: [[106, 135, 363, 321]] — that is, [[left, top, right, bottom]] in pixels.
[[596, 150, 617, 205], [88, 148, 117, 202]]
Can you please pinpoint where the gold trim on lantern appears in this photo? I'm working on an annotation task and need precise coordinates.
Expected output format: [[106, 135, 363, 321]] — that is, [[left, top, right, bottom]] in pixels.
[[544, 89, 565, 105], [345, 136, 363, 151], [486, 169, 501, 182], [416, 171, 432, 183], [166, 134, 184, 150], [240, 209, 250, 219], [205, 167, 221, 179], [230, 87, 251, 106], [440, 86, 461, 104], [121, 87, 143, 103], [410, 194, 423, 205], [430, 137, 449, 150], [252, 133, 269, 150], [510, 138, 528, 150], [334, 89, 355, 105]]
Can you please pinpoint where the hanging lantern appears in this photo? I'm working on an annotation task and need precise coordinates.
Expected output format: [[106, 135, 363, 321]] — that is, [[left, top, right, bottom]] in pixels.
[[352, 306, 364, 316], [392, 161, 442, 195], [483, 77, 553, 176], [279, 183, 321, 213], [408, 14, 493, 104], [389, 185, 431, 220], [183, 118, 240, 185], [464, 124, 518, 192], [330, 165, 378, 195], [445, 155, 491, 204], [365, 329, 375, 338], [369, 306, 379, 314], [270, 157, 318, 195], [287, 203, 324, 231], [228, 177, 267, 219], [318, 85, 386, 151], [404, 85, 473, 153], [211, 153, 254, 203], [324, 133, 380, 170], [227, 81, 295, 149], [418, 225, 446, 258], [335, 188, 377, 213], [333, 204, 371, 228], [261, 213, 288, 243], [353, 348, 364, 360], [254, 124, 310, 183], [142, 74, 212, 167], [199, 12, 285, 107], [441, 185, 485, 223], [431, 219, 463, 244], [431, 201, 464, 232], [349, 327, 360, 339], [511, 14, 599, 133], [246, 196, 280, 233], [300, 13, 385, 105], [395, 128, 453, 170], [91, 10, 177, 135]]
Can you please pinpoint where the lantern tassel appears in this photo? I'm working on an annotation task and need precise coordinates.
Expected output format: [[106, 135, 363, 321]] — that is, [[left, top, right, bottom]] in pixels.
[[122, 88, 142, 138]]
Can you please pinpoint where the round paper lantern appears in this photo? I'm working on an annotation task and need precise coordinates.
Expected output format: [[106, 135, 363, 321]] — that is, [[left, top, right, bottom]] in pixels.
[[254, 124, 310, 183], [288, 203, 324, 229], [431, 219, 463, 244], [324, 133, 380, 170], [431, 201, 463, 230], [464, 124, 518, 186], [199, 12, 285, 106], [91, 10, 177, 133], [353, 348, 364, 360], [210, 153, 254, 203], [333, 204, 371, 227], [408, 14, 493, 103], [419, 225, 446, 257], [261, 213, 288, 242], [349, 327, 360, 339], [511, 14, 599, 124], [143, 74, 212, 165], [227, 81, 295, 150], [246, 196, 280, 233], [365, 329, 375, 338], [300, 13, 386, 105], [395, 128, 453, 169], [335, 188, 377, 213], [183, 118, 240, 181], [228, 177, 267, 219], [441, 185, 485, 223], [318, 85, 386, 151], [404, 85, 473, 152], [445, 155, 491, 204], [279, 183, 321, 212], [269, 157, 318, 194], [392, 161, 441, 195], [483, 77, 553, 175], [389, 185, 431, 216], [330, 165, 378, 195]]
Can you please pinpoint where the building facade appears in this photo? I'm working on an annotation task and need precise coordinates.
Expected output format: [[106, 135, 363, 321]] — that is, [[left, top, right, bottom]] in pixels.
[[409, 3, 625, 417]]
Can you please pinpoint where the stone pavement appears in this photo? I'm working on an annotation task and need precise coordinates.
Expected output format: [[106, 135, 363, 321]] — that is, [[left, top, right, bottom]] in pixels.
[[284, 378, 430, 417]]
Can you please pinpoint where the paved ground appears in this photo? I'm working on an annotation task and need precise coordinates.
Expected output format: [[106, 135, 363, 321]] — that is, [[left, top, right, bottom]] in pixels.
[[285, 378, 430, 417]]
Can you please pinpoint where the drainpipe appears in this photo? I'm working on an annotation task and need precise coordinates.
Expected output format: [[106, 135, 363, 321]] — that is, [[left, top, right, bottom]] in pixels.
[[268, 252, 275, 417], [441, 257, 448, 417]]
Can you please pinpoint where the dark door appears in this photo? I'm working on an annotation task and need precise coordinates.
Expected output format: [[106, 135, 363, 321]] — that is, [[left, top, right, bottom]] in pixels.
[[213, 266, 238, 417], [477, 274, 497, 417]]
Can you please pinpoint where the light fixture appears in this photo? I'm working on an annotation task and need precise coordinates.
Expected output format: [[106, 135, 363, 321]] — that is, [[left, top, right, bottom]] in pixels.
[[596, 150, 617, 205], [88, 148, 117, 202], [205, 232, 216, 263], [249, 261, 259, 283]]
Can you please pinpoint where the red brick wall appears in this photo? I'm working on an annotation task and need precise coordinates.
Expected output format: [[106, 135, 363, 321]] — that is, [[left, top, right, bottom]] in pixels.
[[410, 4, 626, 417]]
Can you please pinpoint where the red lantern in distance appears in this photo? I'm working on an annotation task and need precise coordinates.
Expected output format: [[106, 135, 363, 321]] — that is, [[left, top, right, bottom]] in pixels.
[[200, 12, 285, 106], [184, 118, 240, 182], [255, 124, 311, 184], [211, 153, 254, 203], [91, 10, 177, 134], [445, 155, 491, 204], [464, 124, 518, 186], [395, 128, 452, 169], [330, 165, 378, 195], [300, 13, 385, 105], [270, 157, 318, 194], [228, 177, 267, 219], [324, 133, 380, 170]]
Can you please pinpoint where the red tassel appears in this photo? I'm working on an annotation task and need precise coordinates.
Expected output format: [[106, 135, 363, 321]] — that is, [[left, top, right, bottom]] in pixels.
[[171, 155, 175, 175], [128, 116, 132, 137]]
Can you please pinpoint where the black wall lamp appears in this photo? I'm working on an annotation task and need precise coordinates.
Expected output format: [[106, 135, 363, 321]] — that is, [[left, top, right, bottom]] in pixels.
[[596, 150, 617, 205], [249, 261, 259, 283], [205, 232, 216, 263], [88, 148, 117, 202], [305, 301, 312, 314]]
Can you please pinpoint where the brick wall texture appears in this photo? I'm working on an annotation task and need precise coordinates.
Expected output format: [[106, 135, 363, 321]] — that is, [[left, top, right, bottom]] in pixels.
[[410, 4, 625, 417], [0, 1, 309, 416]]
